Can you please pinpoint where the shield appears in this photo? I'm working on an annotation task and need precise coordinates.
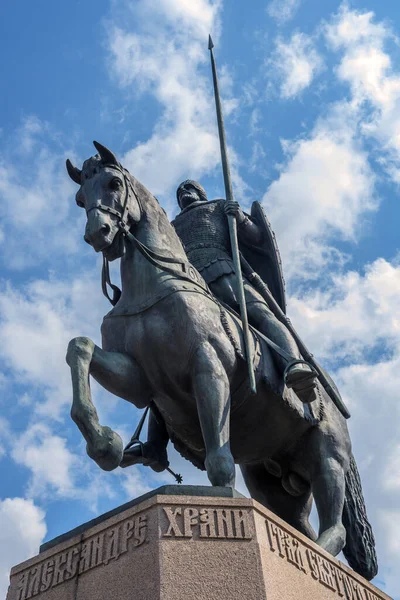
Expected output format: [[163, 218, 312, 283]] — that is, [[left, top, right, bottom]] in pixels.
[[240, 201, 287, 314]]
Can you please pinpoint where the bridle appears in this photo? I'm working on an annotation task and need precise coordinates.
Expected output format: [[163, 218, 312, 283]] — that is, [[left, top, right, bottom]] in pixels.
[[92, 163, 209, 306], [85, 162, 140, 233]]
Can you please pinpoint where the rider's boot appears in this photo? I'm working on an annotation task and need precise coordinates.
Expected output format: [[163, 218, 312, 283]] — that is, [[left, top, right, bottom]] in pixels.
[[244, 296, 318, 403], [284, 361, 318, 403], [120, 408, 170, 472], [210, 277, 319, 404], [120, 441, 169, 472]]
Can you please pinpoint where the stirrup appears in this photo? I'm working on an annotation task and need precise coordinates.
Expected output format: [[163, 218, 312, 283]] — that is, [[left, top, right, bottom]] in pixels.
[[124, 437, 144, 453]]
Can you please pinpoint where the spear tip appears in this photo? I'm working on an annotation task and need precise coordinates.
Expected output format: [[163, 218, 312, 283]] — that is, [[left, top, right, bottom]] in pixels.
[[208, 34, 214, 50]]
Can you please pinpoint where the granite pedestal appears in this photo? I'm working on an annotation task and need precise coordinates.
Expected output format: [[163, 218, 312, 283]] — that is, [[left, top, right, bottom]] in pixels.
[[6, 486, 391, 600]]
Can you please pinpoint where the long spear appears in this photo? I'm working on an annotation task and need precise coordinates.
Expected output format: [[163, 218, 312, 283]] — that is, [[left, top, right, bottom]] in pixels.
[[208, 35, 256, 394]]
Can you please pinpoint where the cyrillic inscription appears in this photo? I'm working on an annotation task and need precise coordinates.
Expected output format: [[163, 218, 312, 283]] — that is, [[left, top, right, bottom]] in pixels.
[[16, 514, 147, 600], [266, 519, 382, 600], [162, 506, 252, 540]]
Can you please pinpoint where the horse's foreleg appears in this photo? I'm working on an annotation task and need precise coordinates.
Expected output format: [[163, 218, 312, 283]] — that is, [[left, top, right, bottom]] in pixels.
[[192, 342, 235, 488], [66, 336, 151, 471]]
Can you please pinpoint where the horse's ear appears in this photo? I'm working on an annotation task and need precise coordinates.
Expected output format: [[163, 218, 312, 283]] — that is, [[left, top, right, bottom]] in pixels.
[[93, 141, 119, 166], [66, 159, 82, 185]]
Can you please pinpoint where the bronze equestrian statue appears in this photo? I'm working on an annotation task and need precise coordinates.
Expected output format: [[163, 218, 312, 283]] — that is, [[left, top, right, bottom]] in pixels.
[[65, 141, 377, 581], [123, 179, 319, 469]]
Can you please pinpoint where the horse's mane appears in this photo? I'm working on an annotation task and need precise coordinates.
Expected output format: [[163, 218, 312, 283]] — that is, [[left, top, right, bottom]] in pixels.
[[81, 155, 103, 180], [125, 167, 187, 257]]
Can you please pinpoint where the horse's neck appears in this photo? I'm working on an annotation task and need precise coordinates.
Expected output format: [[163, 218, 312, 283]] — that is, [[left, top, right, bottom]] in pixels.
[[120, 184, 186, 303]]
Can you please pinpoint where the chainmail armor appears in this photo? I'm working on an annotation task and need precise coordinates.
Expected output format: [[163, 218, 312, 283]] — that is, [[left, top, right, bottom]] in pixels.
[[172, 200, 235, 283]]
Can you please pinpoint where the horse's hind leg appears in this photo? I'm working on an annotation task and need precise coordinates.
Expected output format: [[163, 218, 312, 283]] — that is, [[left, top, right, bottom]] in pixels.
[[192, 342, 235, 488], [311, 455, 347, 556], [241, 463, 317, 541], [66, 336, 151, 471], [308, 425, 349, 556]]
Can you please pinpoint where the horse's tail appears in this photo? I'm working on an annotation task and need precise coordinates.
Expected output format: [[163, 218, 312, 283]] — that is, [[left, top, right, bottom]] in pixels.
[[342, 453, 378, 581]]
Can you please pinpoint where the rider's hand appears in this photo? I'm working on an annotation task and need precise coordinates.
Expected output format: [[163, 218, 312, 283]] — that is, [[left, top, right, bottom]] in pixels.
[[224, 200, 246, 224]]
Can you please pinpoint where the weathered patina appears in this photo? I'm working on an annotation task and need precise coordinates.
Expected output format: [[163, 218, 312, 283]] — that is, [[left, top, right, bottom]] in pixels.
[[65, 142, 377, 581]]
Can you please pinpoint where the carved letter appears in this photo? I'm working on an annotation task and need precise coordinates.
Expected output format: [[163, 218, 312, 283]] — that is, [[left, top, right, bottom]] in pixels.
[[103, 526, 120, 565], [64, 547, 80, 580], [89, 534, 105, 569], [40, 559, 54, 592], [78, 540, 91, 574], [26, 564, 42, 599], [52, 552, 68, 586], [163, 507, 183, 537], [285, 537, 307, 573], [216, 509, 234, 539], [331, 566, 346, 597], [364, 591, 380, 600], [183, 508, 199, 537], [199, 509, 217, 538], [233, 510, 252, 539], [134, 515, 148, 547], [266, 521, 286, 558], [306, 549, 320, 580], [16, 571, 29, 600], [120, 520, 134, 553], [342, 574, 364, 600], [315, 555, 336, 591], [265, 519, 277, 553]]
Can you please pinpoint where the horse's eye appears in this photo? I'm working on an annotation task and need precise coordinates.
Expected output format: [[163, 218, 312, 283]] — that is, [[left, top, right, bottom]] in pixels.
[[109, 178, 122, 191]]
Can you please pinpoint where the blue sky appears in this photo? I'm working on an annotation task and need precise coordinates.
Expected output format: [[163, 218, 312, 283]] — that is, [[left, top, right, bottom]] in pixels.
[[0, 0, 400, 597]]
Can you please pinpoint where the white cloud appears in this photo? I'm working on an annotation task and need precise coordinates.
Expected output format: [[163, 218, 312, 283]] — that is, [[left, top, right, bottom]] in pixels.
[[261, 4, 400, 282], [15, 115, 44, 154], [262, 102, 377, 279], [11, 423, 79, 498], [269, 32, 324, 99], [118, 468, 154, 499], [106, 0, 225, 206], [8, 420, 119, 511], [338, 361, 400, 594], [289, 258, 400, 360], [0, 418, 11, 458], [0, 273, 107, 420], [325, 3, 400, 181], [0, 117, 83, 270], [379, 511, 400, 593], [325, 4, 389, 55], [267, 0, 300, 24], [0, 498, 46, 600], [384, 445, 400, 492]]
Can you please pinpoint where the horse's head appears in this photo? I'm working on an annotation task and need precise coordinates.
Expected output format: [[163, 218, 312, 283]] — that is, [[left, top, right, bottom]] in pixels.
[[66, 142, 141, 261]]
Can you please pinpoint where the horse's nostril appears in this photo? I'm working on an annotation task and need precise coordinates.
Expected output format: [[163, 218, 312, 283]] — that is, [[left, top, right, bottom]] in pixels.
[[101, 224, 111, 235], [84, 235, 92, 245]]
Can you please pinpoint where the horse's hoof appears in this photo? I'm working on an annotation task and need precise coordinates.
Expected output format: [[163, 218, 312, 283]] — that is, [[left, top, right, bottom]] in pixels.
[[316, 524, 346, 557], [205, 448, 235, 488], [86, 426, 124, 471]]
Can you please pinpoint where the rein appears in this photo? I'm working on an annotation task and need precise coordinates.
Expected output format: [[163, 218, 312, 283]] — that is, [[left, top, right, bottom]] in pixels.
[[98, 164, 208, 306]]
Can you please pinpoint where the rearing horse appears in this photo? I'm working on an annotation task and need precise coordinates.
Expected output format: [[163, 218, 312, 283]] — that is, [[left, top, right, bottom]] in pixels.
[[65, 142, 377, 581]]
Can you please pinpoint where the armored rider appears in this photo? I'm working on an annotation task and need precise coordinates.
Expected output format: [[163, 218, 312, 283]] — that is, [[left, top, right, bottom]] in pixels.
[[122, 181, 318, 472], [172, 180, 317, 392]]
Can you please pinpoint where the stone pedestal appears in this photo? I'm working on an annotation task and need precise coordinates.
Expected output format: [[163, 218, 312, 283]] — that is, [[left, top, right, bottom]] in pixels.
[[7, 486, 391, 600]]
